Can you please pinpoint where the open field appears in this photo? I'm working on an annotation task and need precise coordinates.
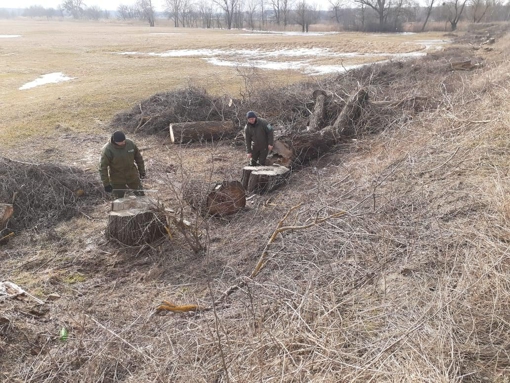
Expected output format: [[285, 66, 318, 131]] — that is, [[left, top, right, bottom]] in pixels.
[[1, 19, 447, 149], [3, 19, 510, 382]]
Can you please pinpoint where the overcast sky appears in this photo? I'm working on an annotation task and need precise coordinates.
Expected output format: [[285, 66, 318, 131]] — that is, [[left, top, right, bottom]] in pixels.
[[1, 0, 168, 12]]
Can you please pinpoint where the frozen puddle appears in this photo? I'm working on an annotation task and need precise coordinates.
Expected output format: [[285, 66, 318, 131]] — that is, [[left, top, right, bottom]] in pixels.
[[19, 72, 75, 90], [240, 30, 339, 36], [118, 40, 447, 76], [0, 35, 21, 38]]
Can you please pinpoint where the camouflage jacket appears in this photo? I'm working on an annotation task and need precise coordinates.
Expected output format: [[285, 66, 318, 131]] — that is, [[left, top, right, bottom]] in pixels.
[[99, 138, 145, 186]]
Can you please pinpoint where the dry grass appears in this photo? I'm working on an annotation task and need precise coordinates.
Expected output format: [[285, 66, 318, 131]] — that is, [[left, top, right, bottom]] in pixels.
[[0, 19, 446, 147], [2, 20, 510, 383]]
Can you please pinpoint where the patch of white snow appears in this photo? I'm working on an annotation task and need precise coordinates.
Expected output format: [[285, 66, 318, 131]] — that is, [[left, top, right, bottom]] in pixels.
[[19, 72, 75, 90]]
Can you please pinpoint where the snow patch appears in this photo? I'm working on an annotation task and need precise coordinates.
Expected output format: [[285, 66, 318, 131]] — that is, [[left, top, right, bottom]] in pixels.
[[19, 72, 75, 90], [0, 35, 21, 38]]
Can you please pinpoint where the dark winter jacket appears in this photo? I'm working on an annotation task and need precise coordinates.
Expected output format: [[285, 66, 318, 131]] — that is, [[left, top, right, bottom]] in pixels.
[[244, 118, 274, 154], [99, 138, 145, 186]]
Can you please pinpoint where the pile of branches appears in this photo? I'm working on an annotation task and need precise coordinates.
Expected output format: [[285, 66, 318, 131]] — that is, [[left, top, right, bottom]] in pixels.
[[0, 157, 103, 231], [111, 54, 464, 139], [110, 86, 238, 135]]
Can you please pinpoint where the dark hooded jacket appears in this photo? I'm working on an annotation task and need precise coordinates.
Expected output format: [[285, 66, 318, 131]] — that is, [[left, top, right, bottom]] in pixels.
[[99, 135, 145, 186], [244, 117, 274, 154]]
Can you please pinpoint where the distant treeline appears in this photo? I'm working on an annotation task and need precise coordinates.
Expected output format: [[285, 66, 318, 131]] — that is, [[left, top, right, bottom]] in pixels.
[[2, 0, 510, 32]]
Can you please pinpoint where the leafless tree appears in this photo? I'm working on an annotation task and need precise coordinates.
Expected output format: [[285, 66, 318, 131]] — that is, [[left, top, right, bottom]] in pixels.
[[246, 0, 259, 29], [117, 4, 138, 19], [61, 0, 85, 18], [260, 0, 267, 27], [165, 0, 184, 26], [213, 0, 240, 29], [329, 0, 343, 23], [353, 0, 390, 30], [294, 0, 317, 32], [421, 0, 435, 31], [198, 0, 214, 27], [470, 0, 493, 22], [136, 0, 155, 26], [443, 0, 468, 30]]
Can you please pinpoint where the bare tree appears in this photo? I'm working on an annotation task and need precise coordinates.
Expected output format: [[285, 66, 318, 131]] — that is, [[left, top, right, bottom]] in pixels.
[[294, 0, 317, 32], [260, 0, 267, 27], [470, 0, 493, 22], [117, 4, 138, 19], [246, 0, 259, 29], [61, 0, 85, 18], [421, 0, 435, 31], [443, 0, 468, 30], [329, 0, 343, 23], [213, 0, 240, 29], [136, 0, 155, 26], [198, 0, 214, 27], [165, 0, 183, 26], [353, 0, 390, 30]]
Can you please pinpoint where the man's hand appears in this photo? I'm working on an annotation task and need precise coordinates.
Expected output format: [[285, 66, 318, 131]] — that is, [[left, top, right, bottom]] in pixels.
[[139, 173, 146, 179], [268, 145, 273, 151], [104, 185, 113, 193], [247, 153, 252, 159]]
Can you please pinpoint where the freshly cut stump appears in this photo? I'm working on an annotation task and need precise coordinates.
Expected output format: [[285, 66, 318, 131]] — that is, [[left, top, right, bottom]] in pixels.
[[183, 180, 246, 216], [242, 166, 290, 194], [106, 196, 165, 246], [170, 121, 236, 144]]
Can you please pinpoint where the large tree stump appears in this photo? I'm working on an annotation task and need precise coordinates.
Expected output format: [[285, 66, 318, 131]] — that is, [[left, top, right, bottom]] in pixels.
[[170, 121, 236, 144], [183, 180, 246, 216], [106, 196, 166, 246], [242, 166, 290, 194]]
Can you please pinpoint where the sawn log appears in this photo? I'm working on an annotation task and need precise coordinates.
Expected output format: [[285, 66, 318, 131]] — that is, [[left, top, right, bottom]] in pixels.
[[183, 180, 246, 216], [170, 121, 236, 144]]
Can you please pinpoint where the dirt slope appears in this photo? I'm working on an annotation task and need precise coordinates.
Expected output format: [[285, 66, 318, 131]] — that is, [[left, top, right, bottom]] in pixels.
[[2, 27, 510, 382]]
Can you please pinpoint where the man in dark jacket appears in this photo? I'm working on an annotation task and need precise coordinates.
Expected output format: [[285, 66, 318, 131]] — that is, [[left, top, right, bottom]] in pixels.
[[244, 111, 274, 166], [99, 131, 145, 198]]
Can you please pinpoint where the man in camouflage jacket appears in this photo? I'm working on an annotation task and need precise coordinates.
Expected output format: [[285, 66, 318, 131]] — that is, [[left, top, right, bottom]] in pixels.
[[99, 131, 145, 198], [244, 111, 274, 166]]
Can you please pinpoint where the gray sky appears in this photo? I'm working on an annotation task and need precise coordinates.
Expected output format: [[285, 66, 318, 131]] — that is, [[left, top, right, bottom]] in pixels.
[[0, 0, 336, 12], [1, 0, 167, 11]]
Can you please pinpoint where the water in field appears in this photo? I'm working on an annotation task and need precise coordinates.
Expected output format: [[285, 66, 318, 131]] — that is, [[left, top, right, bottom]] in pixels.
[[19, 72, 75, 90], [118, 39, 447, 75]]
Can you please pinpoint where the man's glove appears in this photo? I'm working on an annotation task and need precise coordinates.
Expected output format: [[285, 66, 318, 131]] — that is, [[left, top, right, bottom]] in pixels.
[[104, 185, 113, 193], [139, 173, 146, 179]]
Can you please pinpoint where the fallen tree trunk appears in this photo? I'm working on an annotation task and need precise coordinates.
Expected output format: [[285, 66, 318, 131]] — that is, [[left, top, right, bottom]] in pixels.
[[183, 180, 246, 216], [272, 89, 368, 166], [170, 121, 236, 144], [272, 128, 339, 166], [330, 88, 368, 136], [308, 90, 329, 132], [242, 165, 290, 194], [106, 196, 166, 246]]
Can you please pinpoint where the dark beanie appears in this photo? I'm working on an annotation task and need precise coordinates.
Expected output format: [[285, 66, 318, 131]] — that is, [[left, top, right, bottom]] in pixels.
[[112, 131, 126, 143], [246, 111, 257, 119]]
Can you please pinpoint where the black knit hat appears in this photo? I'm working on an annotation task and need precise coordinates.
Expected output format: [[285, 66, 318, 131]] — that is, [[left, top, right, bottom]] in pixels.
[[246, 111, 257, 119], [112, 131, 126, 143]]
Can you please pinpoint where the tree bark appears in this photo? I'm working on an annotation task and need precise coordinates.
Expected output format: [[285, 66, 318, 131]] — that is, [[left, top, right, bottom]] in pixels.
[[107, 196, 165, 246], [308, 90, 329, 132], [183, 180, 246, 216], [170, 121, 236, 144], [242, 166, 290, 194], [330, 88, 368, 136]]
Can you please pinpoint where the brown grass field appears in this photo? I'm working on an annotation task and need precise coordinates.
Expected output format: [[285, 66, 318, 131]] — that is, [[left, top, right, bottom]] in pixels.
[[2, 19, 510, 382]]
